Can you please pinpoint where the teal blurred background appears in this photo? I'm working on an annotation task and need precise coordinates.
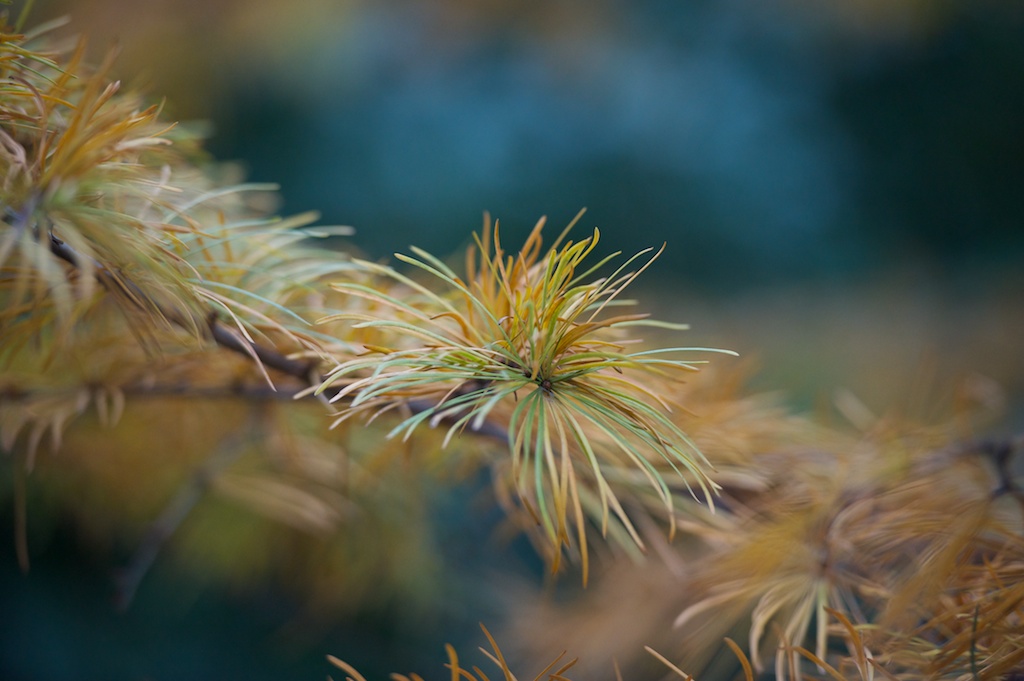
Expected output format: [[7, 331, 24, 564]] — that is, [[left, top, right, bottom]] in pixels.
[[22, 0, 1024, 291], [4, 0, 1023, 679]]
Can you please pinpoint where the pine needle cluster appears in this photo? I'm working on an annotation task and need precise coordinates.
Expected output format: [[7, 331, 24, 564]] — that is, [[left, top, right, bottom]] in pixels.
[[315, 213, 734, 581]]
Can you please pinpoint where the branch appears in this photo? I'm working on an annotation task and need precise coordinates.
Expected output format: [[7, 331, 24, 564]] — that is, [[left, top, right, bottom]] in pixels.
[[44, 230, 510, 441], [1, 382, 304, 402], [977, 434, 1024, 498], [47, 232, 318, 382]]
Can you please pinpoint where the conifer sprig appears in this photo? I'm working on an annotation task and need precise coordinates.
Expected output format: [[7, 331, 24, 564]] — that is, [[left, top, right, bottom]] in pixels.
[[317, 213, 735, 579]]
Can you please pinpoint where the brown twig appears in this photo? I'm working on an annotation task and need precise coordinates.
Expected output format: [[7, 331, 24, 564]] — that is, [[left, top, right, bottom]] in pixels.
[[47, 232, 319, 382], [1, 382, 304, 402]]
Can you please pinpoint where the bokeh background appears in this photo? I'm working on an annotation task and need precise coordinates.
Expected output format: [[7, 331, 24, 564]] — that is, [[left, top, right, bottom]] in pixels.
[[3, 0, 1022, 679]]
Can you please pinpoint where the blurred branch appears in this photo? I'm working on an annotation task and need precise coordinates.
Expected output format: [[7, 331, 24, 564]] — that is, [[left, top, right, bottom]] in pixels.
[[47, 231, 319, 382], [113, 411, 259, 610], [1, 383, 303, 402], [13, 463, 29, 574], [977, 434, 1024, 499]]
